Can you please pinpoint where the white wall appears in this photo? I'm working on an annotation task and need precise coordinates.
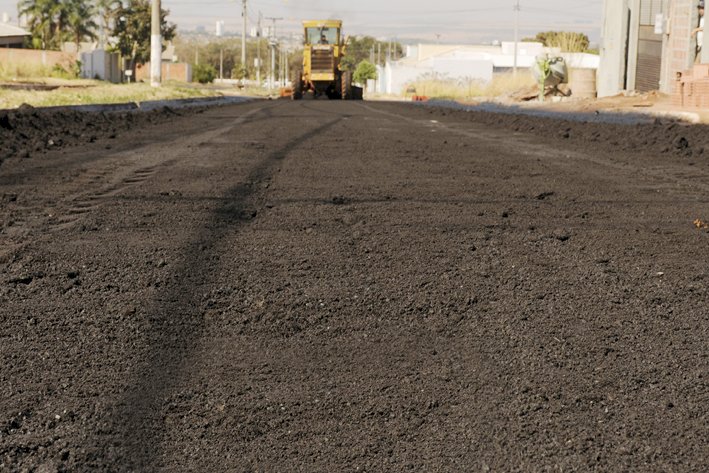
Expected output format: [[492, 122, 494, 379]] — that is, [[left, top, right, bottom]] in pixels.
[[381, 42, 598, 96], [430, 58, 493, 82], [81, 49, 121, 83], [598, 0, 630, 97]]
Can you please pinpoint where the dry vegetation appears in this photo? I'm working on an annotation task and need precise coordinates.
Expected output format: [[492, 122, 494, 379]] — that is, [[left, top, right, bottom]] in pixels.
[[405, 72, 536, 100], [0, 81, 226, 109]]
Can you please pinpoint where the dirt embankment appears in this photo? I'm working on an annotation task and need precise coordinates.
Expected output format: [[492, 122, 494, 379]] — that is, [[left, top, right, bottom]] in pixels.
[[464, 109, 709, 157], [399, 102, 709, 159], [0, 104, 197, 168]]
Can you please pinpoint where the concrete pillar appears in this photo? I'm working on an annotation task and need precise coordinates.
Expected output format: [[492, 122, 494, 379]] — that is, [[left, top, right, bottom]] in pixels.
[[150, 0, 162, 87], [598, 0, 630, 97], [665, 0, 696, 71], [659, 0, 672, 93], [625, 0, 641, 91], [701, 2, 709, 64]]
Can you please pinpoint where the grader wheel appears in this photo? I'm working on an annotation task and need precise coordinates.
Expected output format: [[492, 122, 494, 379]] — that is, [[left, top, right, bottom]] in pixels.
[[292, 71, 303, 100], [341, 70, 353, 100]]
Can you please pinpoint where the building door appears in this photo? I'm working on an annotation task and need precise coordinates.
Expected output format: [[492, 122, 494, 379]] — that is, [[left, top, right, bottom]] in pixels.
[[635, 0, 664, 91]]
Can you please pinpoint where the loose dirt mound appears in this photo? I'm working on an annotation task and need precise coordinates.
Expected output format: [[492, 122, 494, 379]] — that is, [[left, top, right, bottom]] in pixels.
[[464, 110, 709, 158], [0, 104, 190, 167], [389, 101, 709, 159]]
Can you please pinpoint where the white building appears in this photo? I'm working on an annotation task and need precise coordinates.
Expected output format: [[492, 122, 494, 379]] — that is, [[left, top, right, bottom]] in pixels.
[[376, 42, 600, 95], [0, 21, 30, 48]]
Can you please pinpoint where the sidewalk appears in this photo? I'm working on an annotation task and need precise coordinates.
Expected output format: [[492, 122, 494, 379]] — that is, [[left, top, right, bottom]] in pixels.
[[447, 92, 709, 125], [529, 91, 709, 124]]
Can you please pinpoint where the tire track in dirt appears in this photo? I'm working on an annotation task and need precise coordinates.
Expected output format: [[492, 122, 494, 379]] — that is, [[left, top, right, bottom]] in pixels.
[[4, 100, 708, 471], [95, 105, 343, 470], [359, 102, 709, 203], [0, 105, 272, 263]]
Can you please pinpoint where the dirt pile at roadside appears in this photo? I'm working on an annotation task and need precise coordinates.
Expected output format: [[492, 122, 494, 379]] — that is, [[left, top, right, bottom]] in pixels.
[[0, 104, 191, 167], [399, 102, 709, 159], [472, 112, 709, 158]]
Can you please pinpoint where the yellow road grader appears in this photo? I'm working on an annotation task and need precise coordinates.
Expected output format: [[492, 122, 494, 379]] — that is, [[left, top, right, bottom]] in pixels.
[[292, 20, 363, 100]]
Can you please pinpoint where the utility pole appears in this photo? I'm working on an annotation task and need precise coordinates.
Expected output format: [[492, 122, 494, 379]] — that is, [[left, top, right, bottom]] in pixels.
[[241, 0, 247, 72], [216, 21, 224, 81], [283, 48, 290, 87], [256, 12, 262, 85], [150, 0, 161, 87], [513, 0, 520, 77], [265, 17, 282, 90]]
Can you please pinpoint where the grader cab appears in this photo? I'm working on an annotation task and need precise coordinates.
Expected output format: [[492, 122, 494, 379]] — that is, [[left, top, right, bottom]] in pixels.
[[292, 20, 362, 100]]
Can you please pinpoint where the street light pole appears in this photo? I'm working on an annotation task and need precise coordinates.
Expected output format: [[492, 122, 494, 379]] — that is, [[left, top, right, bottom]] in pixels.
[[513, 0, 520, 77], [150, 0, 161, 87], [241, 0, 247, 71], [256, 12, 262, 85], [265, 17, 282, 90]]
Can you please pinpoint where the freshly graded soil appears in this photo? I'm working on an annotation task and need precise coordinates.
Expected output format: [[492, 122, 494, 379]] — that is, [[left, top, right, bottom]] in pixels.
[[0, 104, 201, 167], [1, 100, 707, 472]]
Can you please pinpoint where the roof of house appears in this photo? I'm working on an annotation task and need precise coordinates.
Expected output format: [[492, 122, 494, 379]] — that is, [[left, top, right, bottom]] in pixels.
[[0, 22, 30, 38]]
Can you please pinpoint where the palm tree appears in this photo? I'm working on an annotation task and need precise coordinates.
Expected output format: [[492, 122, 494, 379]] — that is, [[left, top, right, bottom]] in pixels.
[[19, 0, 98, 51], [18, 0, 62, 49], [95, 0, 121, 47], [64, 0, 98, 50]]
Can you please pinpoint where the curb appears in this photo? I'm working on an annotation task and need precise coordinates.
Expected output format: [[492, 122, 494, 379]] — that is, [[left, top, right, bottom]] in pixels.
[[419, 100, 697, 126], [1, 96, 257, 114]]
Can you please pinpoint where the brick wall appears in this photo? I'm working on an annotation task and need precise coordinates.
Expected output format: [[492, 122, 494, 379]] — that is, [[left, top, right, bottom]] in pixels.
[[0, 48, 76, 71], [668, 0, 695, 75], [135, 62, 192, 83], [675, 64, 709, 107], [669, 0, 706, 107]]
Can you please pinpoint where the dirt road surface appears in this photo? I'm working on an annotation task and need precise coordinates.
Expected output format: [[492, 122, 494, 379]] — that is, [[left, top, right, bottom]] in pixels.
[[1, 100, 708, 472]]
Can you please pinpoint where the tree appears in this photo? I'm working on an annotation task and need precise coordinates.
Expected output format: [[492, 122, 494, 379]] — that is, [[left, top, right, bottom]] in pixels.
[[172, 36, 300, 82], [19, 0, 99, 50], [340, 36, 403, 71], [353, 60, 377, 84], [95, 0, 122, 47], [193, 64, 216, 84], [65, 0, 98, 49], [19, 0, 66, 49], [112, 0, 176, 72], [231, 62, 248, 81], [522, 31, 590, 53]]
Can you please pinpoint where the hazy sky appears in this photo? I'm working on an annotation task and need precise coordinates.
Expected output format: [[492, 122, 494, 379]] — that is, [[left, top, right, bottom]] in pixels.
[[0, 0, 604, 44]]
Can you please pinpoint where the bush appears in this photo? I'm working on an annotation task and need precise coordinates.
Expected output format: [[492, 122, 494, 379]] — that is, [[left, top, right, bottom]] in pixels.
[[353, 60, 377, 85], [231, 64, 248, 81], [193, 64, 217, 84], [50, 61, 81, 80], [523, 31, 590, 53]]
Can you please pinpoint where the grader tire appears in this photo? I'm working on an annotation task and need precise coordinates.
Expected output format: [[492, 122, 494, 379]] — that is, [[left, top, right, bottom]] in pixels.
[[292, 72, 303, 100], [341, 71, 353, 100]]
